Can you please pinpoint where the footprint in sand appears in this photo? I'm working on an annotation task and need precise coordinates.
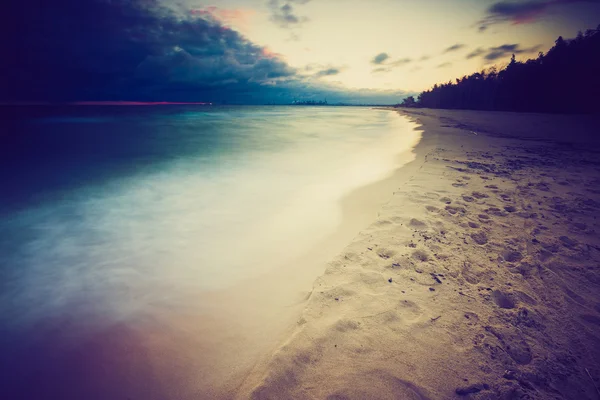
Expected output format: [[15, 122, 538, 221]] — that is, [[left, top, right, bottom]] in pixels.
[[491, 290, 516, 309], [461, 263, 483, 285], [486, 326, 532, 365], [377, 248, 396, 259], [439, 197, 452, 204], [513, 308, 545, 330], [537, 249, 553, 262], [333, 319, 361, 332], [446, 205, 466, 215], [500, 250, 523, 263], [512, 261, 536, 276], [559, 236, 578, 249], [412, 249, 431, 262], [462, 195, 475, 202], [541, 242, 560, 253], [409, 218, 427, 228], [535, 182, 550, 192], [486, 207, 507, 217], [425, 205, 439, 213], [468, 221, 480, 229], [471, 231, 488, 245], [472, 191, 489, 199], [464, 312, 479, 326], [503, 205, 517, 213], [397, 300, 424, 323]]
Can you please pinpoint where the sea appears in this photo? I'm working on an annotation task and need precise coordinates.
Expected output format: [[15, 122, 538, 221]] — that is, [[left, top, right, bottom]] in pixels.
[[0, 105, 420, 399]]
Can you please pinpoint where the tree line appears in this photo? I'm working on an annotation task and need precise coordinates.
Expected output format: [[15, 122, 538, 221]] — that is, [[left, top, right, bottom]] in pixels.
[[399, 26, 600, 114]]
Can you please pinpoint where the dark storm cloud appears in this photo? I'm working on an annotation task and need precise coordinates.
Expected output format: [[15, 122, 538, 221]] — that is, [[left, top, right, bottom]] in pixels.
[[478, 0, 600, 31], [371, 53, 391, 65], [0, 0, 300, 102], [0, 0, 410, 104], [443, 44, 467, 53], [268, 0, 311, 29]]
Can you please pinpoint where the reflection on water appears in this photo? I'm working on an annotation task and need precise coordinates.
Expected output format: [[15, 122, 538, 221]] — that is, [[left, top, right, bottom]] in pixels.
[[0, 106, 420, 399]]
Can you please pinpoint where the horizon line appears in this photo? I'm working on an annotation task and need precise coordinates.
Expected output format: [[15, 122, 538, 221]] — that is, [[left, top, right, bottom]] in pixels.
[[0, 101, 214, 106]]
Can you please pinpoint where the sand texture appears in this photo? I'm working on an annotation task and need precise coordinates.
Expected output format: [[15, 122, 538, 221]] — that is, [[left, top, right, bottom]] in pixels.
[[237, 109, 600, 399]]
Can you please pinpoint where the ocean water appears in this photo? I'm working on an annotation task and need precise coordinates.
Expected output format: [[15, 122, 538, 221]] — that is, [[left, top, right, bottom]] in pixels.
[[0, 105, 420, 398]]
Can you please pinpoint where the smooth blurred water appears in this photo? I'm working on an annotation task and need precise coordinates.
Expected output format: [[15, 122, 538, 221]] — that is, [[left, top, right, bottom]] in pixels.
[[0, 105, 419, 398]]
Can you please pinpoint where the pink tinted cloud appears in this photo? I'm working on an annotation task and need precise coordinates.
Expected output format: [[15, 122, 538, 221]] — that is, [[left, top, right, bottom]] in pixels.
[[190, 6, 255, 30], [261, 47, 283, 59], [478, 0, 597, 31]]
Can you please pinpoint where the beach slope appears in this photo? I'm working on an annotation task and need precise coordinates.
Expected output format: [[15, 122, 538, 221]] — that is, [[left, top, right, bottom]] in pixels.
[[238, 108, 600, 400]]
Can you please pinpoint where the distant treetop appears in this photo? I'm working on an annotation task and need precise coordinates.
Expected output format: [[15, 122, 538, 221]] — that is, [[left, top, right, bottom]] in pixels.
[[399, 25, 600, 114]]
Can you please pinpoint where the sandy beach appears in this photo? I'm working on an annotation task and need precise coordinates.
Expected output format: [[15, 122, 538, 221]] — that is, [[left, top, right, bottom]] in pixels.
[[237, 108, 600, 399]]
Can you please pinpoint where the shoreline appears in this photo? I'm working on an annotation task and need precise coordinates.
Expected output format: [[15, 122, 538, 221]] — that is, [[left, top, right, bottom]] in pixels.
[[190, 112, 424, 398], [234, 108, 439, 398], [237, 108, 600, 399], [125, 109, 425, 399], [0, 107, 425, 400], [210, 113, 426, 395]]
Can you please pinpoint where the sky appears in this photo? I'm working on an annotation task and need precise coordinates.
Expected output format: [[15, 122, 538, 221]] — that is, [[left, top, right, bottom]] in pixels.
[[2, 0, 599, 104]]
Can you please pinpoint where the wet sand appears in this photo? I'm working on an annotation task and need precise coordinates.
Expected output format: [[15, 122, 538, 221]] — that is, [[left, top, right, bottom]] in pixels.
[[239, 108, 600, 399]]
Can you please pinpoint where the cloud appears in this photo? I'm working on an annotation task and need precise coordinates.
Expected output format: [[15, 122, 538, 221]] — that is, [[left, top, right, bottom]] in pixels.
[[0, 0, 302, 102], [390, 58, 412, 67], [268, 0, 311, 29], [478, 0, 600, 31], [370, 53, 411, 73], [301, 65, 344, 78], [190, 6, 255, 30], [466, 48, 486, 59], [486, 43, 542, 60], [0, 0, 414, 104], [419, 55, 431, 61], [302, 64, 344, 78], [313, 68, 341, 77], [443, 44, 467, 53], [285, 81, 417, 104], [372, 67, 390, 73], [371, 53, 391, 65], [436, 62, 453, 68], [464, 43, 542, 61]]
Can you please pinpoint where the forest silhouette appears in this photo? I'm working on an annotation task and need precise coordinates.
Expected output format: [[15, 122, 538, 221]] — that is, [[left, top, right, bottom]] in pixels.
[[400, 26, 600, 114]]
